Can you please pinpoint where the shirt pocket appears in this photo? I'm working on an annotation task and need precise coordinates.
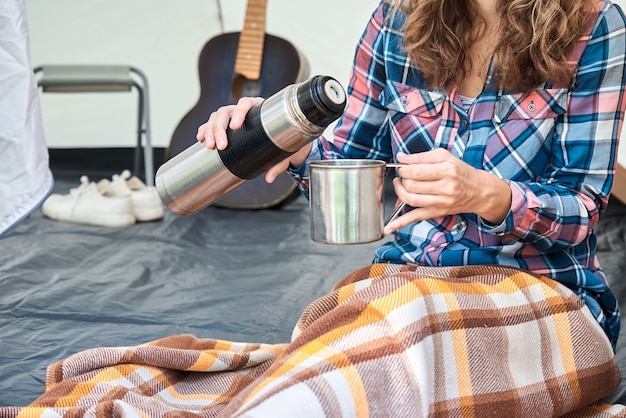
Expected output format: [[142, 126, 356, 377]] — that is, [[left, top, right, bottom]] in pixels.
[[494, 88, 568, 122], [489, 88, 568, 180], [379, 81, 446, 115], [379, 82, 447, 153]]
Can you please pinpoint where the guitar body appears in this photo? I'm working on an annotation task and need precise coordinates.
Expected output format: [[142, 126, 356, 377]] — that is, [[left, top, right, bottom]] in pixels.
[[167, 32, 309, 209]]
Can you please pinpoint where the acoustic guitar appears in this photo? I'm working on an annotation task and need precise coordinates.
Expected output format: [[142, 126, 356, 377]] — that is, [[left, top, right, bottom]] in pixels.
[[166, 0, 309, 209]]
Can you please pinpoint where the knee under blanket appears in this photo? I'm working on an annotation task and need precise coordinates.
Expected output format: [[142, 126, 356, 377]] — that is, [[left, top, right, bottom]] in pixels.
[[0, 264, 623, 417]]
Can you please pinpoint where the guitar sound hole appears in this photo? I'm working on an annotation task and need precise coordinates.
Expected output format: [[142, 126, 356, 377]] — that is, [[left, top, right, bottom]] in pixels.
[[231, 74, 262, 100]]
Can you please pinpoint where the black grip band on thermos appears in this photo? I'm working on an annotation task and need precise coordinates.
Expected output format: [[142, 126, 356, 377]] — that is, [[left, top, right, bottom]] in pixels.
[[218, 105, 293, 180]]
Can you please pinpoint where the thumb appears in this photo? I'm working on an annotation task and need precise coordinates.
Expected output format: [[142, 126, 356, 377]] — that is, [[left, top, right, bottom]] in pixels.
[[396, 152, 425, 165], [397, 149, 449, 165]]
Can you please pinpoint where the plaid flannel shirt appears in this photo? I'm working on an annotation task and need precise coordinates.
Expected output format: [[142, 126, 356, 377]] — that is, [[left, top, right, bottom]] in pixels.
[[290, 0, 626, 347]]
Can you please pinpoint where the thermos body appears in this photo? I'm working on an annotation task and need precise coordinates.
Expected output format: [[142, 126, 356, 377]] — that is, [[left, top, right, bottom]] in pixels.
[[156, 75, 347, 216], [155, 144, 240, 216]]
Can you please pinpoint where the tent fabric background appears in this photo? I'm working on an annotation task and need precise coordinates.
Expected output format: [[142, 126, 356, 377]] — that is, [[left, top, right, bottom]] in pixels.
[[0, 0, 53, 237]]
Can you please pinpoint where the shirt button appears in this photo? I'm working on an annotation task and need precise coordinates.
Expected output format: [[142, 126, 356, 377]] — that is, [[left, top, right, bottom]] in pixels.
[[461, 120, 468, 127], [528, 101, 536, 112]]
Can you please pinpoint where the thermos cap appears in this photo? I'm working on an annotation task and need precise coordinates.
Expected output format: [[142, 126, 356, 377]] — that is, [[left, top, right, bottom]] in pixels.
[[296, 75, 347, 128]]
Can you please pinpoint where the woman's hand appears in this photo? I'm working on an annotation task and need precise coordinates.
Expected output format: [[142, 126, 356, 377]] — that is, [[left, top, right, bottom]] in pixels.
[[196, 97, 264, 151], [384, 149, 512, 234], [196, 97, 312, 183]]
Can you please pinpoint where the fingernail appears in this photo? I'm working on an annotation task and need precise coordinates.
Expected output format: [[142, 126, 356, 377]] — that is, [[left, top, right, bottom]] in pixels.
[[216, 136, 225, 149], [230, 116, 242, 128]]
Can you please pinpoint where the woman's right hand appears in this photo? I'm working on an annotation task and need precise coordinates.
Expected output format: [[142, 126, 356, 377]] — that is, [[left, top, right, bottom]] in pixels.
[[196, 97, 263, 151], [196, 97, 313, 183]]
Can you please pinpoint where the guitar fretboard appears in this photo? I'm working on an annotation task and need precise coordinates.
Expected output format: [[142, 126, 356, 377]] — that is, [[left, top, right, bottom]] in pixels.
[[234, 0, 267, 80]]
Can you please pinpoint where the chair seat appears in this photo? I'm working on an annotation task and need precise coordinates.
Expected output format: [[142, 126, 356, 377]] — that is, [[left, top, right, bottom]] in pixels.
[[36, 65, 135, 92]]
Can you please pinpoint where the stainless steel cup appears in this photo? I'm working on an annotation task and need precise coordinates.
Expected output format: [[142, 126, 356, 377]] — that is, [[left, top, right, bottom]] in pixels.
[[309, 159, 401, 245]]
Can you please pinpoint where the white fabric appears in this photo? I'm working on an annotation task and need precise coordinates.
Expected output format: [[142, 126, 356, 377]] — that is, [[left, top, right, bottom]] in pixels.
[[0, 0, 54, 238], [458, 93, 476, 112]]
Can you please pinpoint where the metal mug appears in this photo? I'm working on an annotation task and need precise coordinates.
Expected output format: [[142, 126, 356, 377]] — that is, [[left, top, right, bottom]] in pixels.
[[309, 159, 404, 245]]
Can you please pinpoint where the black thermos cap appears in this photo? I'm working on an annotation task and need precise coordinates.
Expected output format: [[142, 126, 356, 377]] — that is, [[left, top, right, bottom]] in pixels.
[[296, 75, 347, 128]]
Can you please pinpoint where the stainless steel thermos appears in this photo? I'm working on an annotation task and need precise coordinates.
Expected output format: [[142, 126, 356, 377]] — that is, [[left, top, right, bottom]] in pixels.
[[155, 75, 347, 215]]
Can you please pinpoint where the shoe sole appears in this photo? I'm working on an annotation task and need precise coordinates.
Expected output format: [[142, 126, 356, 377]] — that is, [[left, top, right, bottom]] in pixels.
[[44, 210, 135, 228], [134, 208, 164, 222]]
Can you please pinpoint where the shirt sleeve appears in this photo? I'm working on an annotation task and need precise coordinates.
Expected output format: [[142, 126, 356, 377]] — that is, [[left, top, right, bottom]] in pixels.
[[289, 1, 393, 197], [326, 2, 392, 162], [483, 4, 626, 253]]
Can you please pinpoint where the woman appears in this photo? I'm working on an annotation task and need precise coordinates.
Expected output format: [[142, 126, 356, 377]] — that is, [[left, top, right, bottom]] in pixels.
[[198, 0, 626, 415]]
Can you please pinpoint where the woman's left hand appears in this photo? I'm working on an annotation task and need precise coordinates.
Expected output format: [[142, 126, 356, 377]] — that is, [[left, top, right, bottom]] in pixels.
[[384, 149, 512, 234]]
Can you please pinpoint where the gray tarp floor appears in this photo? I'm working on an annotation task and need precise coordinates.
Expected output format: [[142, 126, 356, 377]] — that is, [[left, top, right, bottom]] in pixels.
[[1, 173, 626, 407]]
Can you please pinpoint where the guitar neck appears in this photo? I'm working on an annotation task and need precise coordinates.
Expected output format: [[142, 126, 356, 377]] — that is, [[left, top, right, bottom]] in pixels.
[[234, 0, 267, 80]]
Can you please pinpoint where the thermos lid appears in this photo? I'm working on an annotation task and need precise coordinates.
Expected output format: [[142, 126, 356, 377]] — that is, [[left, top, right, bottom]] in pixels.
[[296, 75, 347, 128]]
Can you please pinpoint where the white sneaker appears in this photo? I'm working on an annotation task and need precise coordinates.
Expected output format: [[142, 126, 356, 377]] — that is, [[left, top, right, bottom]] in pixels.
[[42, 176, 136, 227], [97, 170, 164, 222]]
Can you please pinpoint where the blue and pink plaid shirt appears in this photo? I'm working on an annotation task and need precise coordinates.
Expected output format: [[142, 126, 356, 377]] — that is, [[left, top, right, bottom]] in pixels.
[[291, 0, 626, 346]]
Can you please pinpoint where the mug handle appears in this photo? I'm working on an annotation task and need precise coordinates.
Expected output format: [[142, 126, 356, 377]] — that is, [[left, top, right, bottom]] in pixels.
[[383, 162, 407, 227], [384, 202, 406, 226]]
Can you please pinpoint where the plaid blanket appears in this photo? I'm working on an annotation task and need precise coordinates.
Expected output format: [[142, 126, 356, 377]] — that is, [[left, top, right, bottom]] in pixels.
[[1, 264, 623, 417]]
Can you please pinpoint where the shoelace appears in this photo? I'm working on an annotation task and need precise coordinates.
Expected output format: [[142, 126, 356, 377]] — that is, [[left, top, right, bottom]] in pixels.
[[68, 176, 93, 197], [112, 170, 132, 184], [112, 170, 146, 192]]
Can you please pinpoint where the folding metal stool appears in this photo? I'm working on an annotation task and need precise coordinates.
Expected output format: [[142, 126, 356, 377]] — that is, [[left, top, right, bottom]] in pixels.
[[33, 65, 154, 186]]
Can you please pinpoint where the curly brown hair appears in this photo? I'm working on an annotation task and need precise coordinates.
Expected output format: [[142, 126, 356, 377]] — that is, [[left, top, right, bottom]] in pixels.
[[394, 0, 598, 91]]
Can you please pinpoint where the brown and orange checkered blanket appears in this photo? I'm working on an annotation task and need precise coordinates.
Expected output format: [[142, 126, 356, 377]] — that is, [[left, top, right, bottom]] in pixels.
[[1, 264, 624, 417]]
